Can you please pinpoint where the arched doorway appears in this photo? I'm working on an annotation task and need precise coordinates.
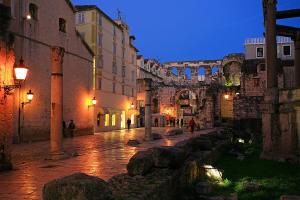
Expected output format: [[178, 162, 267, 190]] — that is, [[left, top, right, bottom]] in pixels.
[[175, 89, 198, 126]]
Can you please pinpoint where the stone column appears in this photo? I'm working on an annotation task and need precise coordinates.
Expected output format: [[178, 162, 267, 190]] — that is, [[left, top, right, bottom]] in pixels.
[[50, 47, 64, 157], [264, 0, 278, 88], [294, 32, 300, 87], [144, 78, 152, 141]]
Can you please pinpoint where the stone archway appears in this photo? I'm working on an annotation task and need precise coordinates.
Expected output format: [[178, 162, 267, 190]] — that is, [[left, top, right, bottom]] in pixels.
[[223, 61, 242, 86]]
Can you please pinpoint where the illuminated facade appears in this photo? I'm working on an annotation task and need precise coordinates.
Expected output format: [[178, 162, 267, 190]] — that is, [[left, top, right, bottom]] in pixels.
[[75, 5, 138, 132], [4, 0, 94, 142]]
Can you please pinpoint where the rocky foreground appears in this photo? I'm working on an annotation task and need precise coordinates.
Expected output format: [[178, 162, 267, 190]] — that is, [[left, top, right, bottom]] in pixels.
[[43, 129, 235, 200]]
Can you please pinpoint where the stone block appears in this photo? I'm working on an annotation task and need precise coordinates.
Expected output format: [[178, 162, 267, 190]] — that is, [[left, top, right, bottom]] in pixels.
[[167, 128, 183, 136], [43, 173, 113, 200], [127, 150, 154, 176], [150, 146, 185, 169]]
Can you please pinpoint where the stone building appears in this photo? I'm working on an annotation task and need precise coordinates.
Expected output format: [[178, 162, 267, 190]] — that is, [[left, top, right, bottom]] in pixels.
[[0, 2, 14, 170], [233, 37, 295, 132], [136, 56, 164, 127], [4, 0, 95, 142], [75, 5, 138, 132]]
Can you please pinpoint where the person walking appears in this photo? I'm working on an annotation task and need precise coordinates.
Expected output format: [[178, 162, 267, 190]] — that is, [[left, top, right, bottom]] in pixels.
[[154, 118, 158, 127], [68, 120, 76, 138], [127, 118, 131, 130], [180, 118, 184, 127], [189, 118, 195, 134]]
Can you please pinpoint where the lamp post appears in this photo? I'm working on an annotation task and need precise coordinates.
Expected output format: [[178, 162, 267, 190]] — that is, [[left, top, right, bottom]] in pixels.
[[18, 89, 34, 142], [0, 58, 30, 143]]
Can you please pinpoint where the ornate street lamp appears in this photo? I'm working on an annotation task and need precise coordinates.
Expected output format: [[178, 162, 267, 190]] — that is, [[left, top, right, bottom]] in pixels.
[[131, 102, 135, 109], [1, 58, 29, 98], [14, 58, 28, 80]]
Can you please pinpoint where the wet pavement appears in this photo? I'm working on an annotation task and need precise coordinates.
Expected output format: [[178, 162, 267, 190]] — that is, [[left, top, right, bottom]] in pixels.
[[0, 127, 217, 200]]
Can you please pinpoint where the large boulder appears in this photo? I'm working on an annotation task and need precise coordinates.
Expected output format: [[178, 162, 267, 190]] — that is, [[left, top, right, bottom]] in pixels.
[[152, 133, 163, 140], [127, 150, 154, 176], [151, 147, 186, 169], [127, 147, 186, 176], [167, 128, 183, 136], [43, 173, 113, 200]]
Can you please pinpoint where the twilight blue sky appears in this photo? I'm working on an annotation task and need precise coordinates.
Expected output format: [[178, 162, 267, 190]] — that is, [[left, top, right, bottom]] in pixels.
[[72, 0, 300, 62]]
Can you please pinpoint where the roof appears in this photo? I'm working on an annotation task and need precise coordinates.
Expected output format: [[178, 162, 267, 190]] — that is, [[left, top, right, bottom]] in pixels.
[[65, 0, 76, 13], [75, 5, 123, 32]]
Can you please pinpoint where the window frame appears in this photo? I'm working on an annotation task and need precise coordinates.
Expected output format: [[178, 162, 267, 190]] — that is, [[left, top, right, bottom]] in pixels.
[[256, 47, 264, 58], [59, 18, 66, 33], [282, 45, 291, 56]]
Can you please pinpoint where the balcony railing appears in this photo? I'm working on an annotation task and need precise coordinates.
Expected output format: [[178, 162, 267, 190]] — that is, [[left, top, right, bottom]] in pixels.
[[245, 36, 293, 45]]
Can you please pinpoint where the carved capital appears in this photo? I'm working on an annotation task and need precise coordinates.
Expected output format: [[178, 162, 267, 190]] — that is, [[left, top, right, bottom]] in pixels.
[[51, 46, 65, 64]]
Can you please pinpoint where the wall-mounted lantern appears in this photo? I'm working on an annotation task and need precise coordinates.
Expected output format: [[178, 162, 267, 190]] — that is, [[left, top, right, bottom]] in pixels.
[[88, 97, 97, 108], [1, 58, 29, 97], [21, 89, 34, 108]]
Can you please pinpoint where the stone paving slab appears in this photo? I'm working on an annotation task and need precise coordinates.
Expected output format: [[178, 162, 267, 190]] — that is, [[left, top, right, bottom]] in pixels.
[[0, 127, 217, 200]]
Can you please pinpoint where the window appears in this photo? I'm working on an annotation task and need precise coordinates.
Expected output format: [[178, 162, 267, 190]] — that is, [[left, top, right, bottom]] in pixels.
[[122, 85, 125, 95], [59, 18, 66, 33], [98, 15, 102, 26], [131, 54, 135, 64], [77, 12, 85, 24], [131, 114, 134, 125], [112, 62, 117, 74], [122, 66, 126, 77], [97, 78, 101, 90], [98, 55, 103, 68], [131, 88, 134, 97], [98, 33, 102, 47], [104, 114, 109, 126], [113, 82, 116, 93], [29, 3, 38, 20], [256, 47, 264, 58], [112, 114, 116, 126], [283, 45, 291, 56]]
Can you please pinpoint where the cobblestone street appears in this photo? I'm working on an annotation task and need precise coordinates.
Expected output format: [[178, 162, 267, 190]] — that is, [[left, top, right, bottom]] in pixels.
[[0, 127, 216, 200]]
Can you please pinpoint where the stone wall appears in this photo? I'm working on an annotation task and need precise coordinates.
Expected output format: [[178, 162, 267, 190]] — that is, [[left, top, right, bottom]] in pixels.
[[0, 42, 15, 171]]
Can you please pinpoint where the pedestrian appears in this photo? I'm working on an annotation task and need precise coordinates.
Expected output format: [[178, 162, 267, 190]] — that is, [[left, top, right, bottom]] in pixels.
[[62, 120, 66, 138], [127, 118, 131, 130], [154, 118, 158, 127], [189, 118, 195, 134], [68, 120, 76, 138], [180, 118, 184, 127], [176, 119, 179, 127]]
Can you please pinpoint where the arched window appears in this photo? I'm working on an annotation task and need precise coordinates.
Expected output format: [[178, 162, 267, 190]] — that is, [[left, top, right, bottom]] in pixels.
[[184, 67, 191, 80], [198, 67, 205, 81], [29, 3, 38, 20], [211, 66, 219, 75]]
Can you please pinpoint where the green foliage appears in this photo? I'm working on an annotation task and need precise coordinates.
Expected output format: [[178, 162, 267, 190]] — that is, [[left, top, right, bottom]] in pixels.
[[213, 151, 300, 200]]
